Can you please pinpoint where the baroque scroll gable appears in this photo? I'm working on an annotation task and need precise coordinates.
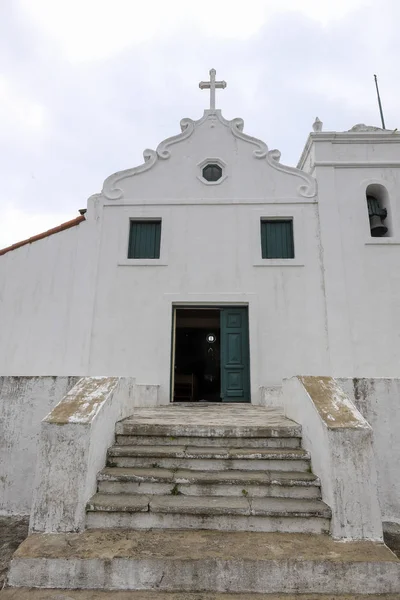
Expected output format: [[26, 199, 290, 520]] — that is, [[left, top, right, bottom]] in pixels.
[[102, 109, 317, 201]]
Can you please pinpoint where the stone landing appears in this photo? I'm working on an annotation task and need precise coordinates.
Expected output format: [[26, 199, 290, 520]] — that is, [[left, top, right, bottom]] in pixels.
[[7, 529, 400, 594], [115, 404, 302, 437]]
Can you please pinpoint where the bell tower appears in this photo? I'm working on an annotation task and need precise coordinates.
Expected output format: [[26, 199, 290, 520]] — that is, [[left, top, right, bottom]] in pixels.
[[298, 122, 400, 378]]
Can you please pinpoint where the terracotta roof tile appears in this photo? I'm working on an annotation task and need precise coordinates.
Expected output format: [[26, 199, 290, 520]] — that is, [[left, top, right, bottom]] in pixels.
[[0, 214, 86, 256]]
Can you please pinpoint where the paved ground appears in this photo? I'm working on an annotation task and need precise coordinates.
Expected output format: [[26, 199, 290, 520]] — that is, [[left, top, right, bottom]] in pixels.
[[2, 591, 400, 599]]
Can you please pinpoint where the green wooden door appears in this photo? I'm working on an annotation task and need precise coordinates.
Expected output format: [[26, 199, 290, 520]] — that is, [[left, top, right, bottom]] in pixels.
[[220, 307, 250, 402]]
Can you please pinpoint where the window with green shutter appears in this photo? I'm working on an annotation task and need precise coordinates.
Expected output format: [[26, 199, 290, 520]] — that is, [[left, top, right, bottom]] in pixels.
[[260, 219, 294, 259], [128, 220, 161, 259]]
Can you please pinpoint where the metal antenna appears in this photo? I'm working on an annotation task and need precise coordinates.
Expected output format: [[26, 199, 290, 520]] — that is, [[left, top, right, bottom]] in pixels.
[[374, 74, 386, 129]]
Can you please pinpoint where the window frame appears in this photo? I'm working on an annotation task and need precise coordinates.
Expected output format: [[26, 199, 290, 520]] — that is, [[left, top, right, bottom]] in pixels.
[[197, 157, 227, 186], [118, 210, 170, 267], [260, 218, 295, 259], [251, 208, 305, 267], [127, 219, 162, 260]]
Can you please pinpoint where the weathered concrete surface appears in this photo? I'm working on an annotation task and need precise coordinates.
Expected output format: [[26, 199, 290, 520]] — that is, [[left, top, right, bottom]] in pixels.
[[3, 592, 400, 600], [8, 530, 400, 593], [45, 378, 121, 424], [97, 465, 321, 499], [86, 492, 331, 534], [0, 377, 79, 516], [107, 443, 310, 472], [87, 492, 331, 517], [339, 378, 400, 525], [30, 377, 138, 534], [282, 377, 383, 540], [86, 510, 331, 534], [93, 407, 329, 533], [116, 405, 301, 438], [115, 433, 301, 447], [299, 377, 369, 428], [0, 516, 28, 588], [108, 445, 309, 459]]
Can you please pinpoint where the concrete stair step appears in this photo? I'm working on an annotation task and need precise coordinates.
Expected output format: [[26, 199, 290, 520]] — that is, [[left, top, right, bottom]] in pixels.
[[4, 592, 400, 599], [87, 493, 331, 517], [85, 493, 331, 533], [97, 467, 322, 499], [86, 510, 330, 534], [108, 445, 310, 459], [115, 434, 301, 448], [115, 421, 302, 440], [8, 529, 400, 594], [107, 456, 310, 472], [107, 446, 310, 472]]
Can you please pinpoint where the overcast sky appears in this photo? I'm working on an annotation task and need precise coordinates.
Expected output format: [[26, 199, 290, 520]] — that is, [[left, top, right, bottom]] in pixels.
[[0, 0, 398, 247]]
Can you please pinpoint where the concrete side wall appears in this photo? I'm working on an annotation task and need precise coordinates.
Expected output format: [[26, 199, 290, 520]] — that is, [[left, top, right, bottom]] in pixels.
[[30, 377, 140, 533], [282, 376, 382, 540], [0, 376, 79, 516], [339, 377, 400, 526]]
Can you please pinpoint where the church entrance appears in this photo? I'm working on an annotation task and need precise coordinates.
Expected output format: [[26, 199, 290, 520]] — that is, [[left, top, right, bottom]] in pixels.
[[171, 306, 250, 403]]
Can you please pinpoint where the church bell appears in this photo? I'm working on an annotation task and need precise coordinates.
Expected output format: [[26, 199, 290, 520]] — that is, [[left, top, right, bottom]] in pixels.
[[367, 195, 388, 237], [369, 214, 388, 237]]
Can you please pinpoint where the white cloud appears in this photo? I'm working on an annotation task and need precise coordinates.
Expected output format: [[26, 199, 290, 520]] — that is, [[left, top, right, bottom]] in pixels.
[[0, 205, 74, 249], [0, 76, 46, 135], [1, 0, 398, 249], [18, 0, 372, 62]]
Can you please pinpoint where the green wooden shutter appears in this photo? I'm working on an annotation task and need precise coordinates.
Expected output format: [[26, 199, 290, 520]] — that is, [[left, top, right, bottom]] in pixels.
[[128, 220, 161, 259], [261, 220, 294, 259]]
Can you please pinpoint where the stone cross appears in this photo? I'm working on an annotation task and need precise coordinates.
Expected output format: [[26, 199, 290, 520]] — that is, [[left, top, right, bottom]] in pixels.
[[199, 68, 227, 110]]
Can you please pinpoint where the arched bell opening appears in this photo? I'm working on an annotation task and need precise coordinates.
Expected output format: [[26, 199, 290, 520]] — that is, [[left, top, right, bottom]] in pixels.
[[366, 183, 392, 237]]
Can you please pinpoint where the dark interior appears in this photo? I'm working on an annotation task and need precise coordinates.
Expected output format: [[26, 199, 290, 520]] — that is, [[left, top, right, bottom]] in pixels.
[[173, 308, 221, 402]]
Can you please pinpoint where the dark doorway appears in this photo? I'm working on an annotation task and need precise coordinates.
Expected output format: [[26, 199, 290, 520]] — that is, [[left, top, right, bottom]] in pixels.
[[173, 308, 221, 402]]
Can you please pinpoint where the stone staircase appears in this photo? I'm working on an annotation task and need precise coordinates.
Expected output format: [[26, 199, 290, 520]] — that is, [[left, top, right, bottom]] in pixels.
[[86, 408, 331, 534], [7, 405, 400, 596]]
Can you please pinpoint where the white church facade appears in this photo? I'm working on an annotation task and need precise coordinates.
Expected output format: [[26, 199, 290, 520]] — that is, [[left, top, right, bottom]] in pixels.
[[1, 70, 400, 594]]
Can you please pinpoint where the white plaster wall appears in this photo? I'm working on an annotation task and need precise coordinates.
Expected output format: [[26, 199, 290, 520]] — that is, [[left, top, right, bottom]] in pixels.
[[0, 376, 79, 515], [0, 216, 98, 375], [0, 112, 329, 403], [88, 200, 328, 402], [301, 132, 400, 378], [339, 378, 400, 526]]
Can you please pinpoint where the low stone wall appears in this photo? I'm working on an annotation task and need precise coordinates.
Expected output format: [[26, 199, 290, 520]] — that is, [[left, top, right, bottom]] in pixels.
[[30, 377, 160, 533], [281, 376, 383, 541], [0, 376, 79, 517], [339, 378, 400, 527]]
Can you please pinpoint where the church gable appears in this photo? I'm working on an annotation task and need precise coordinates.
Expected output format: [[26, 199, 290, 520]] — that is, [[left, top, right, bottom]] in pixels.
[[101, 72, 316, 204]]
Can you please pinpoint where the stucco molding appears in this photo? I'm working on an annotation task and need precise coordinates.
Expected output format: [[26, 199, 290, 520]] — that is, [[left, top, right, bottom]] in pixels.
[[102, 117, 198, 200], [267, 149, 317, 198], [224, 115, 269, 159], [102, 109, 317, 200]]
